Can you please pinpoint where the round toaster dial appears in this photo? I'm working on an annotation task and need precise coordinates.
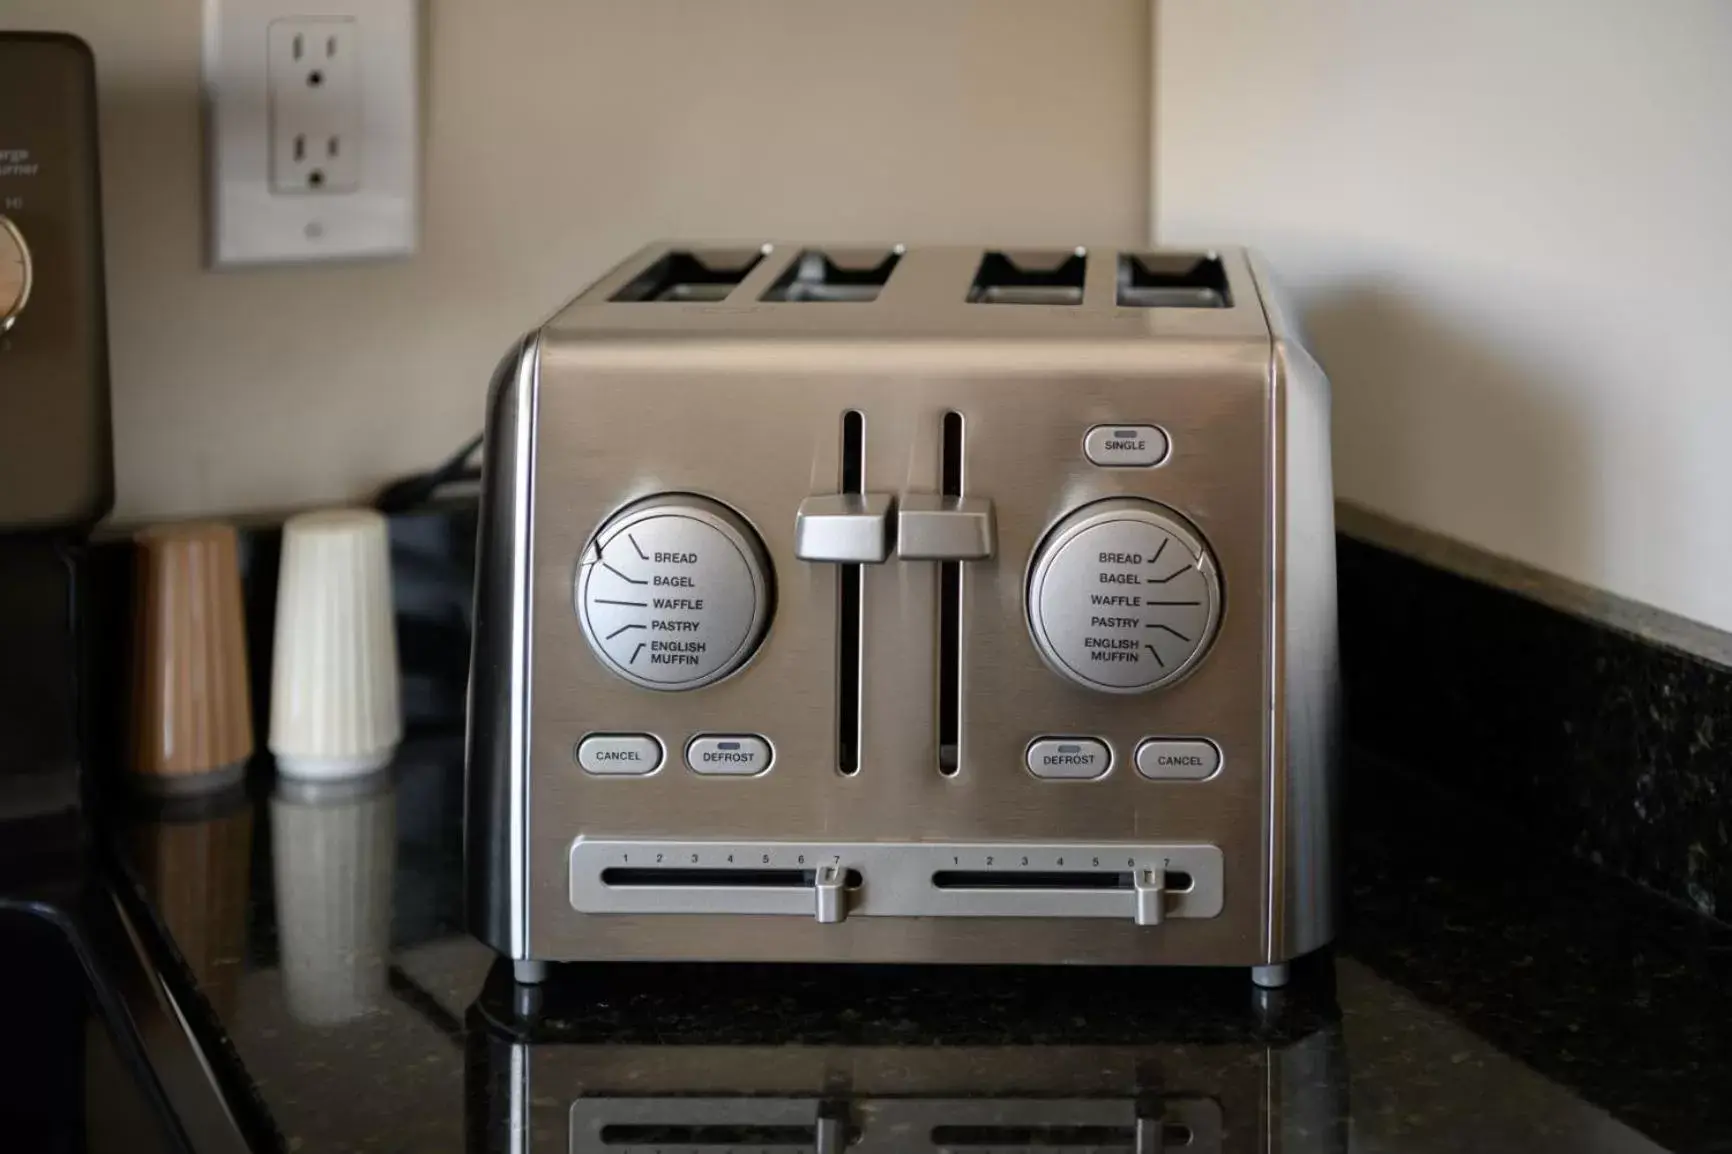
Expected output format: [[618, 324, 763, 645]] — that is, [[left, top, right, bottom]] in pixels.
[[1026, 498, 1222, 693], [576, 495, 771, 691]]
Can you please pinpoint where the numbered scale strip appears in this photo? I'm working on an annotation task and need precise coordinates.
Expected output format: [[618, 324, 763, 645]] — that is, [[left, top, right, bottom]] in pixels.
[[568, 839, 1224, 924], [569, 1095, 1222, 1154]]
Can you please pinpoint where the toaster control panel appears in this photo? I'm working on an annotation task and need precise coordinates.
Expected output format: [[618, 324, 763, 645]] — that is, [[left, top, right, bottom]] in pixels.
[[1026, 498, 1222, 693], [575, 494, 771, 690]]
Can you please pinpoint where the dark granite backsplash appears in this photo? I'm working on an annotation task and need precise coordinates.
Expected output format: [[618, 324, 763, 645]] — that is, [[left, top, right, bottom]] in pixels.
[[1338, 535, 1731, 921]]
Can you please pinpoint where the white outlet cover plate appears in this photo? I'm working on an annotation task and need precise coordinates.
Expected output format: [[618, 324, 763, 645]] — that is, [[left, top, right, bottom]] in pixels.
[[204, 0, 419, 266]]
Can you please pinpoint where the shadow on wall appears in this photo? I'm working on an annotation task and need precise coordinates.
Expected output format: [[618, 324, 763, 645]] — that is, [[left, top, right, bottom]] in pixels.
[[1301, 281, 1598, 582]]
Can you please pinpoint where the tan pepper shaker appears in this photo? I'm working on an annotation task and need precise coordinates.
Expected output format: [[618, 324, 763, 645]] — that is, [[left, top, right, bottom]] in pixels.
[[128, 522, 254, 793]]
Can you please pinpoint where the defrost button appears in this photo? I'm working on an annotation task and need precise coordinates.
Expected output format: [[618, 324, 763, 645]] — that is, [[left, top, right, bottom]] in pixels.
[[1026, 736, 1112, 780], [687, 734, 774, 776]]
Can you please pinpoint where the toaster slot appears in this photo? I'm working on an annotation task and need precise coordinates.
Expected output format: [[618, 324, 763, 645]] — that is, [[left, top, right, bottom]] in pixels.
[[1115, 253, 1231, 308], [762, 246, 903, 302], [937, 411, 964, 775], [601, 866, 863, 890], [931, 869, 1194, 892], [610, 247, 768, 303], [572, 1098, 845, 1154], [597, 1123, 824, 1148], [837, 410, 865, 776], [967, 249, 1087, 306], [929, 1123, 1137, 1148]]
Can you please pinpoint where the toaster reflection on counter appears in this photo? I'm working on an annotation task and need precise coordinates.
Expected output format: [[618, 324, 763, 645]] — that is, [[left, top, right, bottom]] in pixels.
[[464, 964, 1347, 1154], [469, 243, 1339, 985]]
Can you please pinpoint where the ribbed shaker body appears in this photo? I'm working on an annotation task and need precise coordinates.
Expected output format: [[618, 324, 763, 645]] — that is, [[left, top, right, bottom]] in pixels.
[[269, 509, 401, 780], [129, 522, 254, 791]]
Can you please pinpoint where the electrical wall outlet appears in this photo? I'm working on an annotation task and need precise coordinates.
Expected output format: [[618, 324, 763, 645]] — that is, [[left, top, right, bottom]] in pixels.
[[204, 0, 419, 266], [267, 18, 361, 193]]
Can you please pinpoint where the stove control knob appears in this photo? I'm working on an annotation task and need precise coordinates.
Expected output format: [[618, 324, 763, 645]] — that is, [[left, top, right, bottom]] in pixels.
[[1026, 498, 1222, 693], [575, 494, 772, 691], [0, 216, 32, 330]]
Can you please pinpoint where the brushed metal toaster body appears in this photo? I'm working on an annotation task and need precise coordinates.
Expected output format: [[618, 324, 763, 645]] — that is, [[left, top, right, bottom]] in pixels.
[[467, 243, 1339, 980]]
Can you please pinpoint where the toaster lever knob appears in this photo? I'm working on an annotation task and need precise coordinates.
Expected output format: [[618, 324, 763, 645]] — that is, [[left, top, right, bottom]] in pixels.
[[813, 863, 848, 923], [815, 1114, 847, 1154], [895, 494, 996, 561], [1134, 865, 1167, 926], [795, 494, 894, 563]]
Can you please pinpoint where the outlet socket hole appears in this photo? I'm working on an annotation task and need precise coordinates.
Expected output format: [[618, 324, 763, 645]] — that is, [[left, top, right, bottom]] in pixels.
[[307, 69, 324, 88], [308, 170, 325, 188]]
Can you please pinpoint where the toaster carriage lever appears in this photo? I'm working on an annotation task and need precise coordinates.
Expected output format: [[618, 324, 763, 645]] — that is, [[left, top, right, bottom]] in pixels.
[[794, 493, 895, 563], [794, 492, 997, 563], [895, 494, 996, 561]]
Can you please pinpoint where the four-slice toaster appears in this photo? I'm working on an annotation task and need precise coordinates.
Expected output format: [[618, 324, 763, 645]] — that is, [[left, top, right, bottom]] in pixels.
[[466, 242, 1339, 986]]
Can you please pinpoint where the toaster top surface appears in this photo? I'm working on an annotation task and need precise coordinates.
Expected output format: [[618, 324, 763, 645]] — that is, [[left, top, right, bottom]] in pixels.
[[545, 243, 1273, 344]]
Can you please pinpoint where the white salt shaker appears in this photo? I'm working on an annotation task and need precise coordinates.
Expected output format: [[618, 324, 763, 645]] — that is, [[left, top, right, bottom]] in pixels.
[[268, 508, 402, 780]]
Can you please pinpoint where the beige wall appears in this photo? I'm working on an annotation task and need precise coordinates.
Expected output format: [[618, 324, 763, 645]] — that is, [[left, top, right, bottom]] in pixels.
[[1156, 0, 1732, 633], [3, 0, 1151, 521]]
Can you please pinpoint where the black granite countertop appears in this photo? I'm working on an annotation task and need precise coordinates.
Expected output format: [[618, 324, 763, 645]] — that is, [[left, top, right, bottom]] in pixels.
[[92, 728, 1732, 1154]]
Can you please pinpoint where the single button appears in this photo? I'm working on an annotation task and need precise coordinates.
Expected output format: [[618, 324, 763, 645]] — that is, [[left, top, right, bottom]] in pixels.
[[1025, 736, 1112, 780], [576, 733, 664, 776], [1084, 424, 1170, 468], [686, 734, 774, 776], [1135, 738, 1222, 781]]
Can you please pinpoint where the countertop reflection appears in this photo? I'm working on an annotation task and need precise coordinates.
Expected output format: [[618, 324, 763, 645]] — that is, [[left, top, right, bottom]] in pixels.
[[106, 734, 1729, 1154]]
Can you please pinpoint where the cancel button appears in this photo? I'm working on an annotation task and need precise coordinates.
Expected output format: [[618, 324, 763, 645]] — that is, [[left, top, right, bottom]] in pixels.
[[1135, 738, 1222, 781]]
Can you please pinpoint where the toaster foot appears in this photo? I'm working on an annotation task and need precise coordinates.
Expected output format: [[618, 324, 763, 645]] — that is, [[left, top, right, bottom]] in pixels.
[[512, 959, 549, 985], [1250, 962, 1290, 989]]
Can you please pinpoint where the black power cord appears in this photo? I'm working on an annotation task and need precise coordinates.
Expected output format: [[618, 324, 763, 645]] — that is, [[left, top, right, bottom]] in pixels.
[[372, 431, 483, 514]]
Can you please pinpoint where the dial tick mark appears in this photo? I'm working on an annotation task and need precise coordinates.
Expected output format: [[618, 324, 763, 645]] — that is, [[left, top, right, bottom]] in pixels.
[[603, 561, 648, 586]]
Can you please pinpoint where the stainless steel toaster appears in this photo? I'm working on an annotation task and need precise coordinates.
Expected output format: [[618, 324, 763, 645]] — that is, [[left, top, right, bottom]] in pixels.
[[466, 242, 1339, 987]]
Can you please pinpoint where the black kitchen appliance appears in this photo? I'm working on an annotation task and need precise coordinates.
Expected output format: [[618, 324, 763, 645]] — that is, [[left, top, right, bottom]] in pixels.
[[0, 27, 112, 826], [0, 32, 252, 1152]]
